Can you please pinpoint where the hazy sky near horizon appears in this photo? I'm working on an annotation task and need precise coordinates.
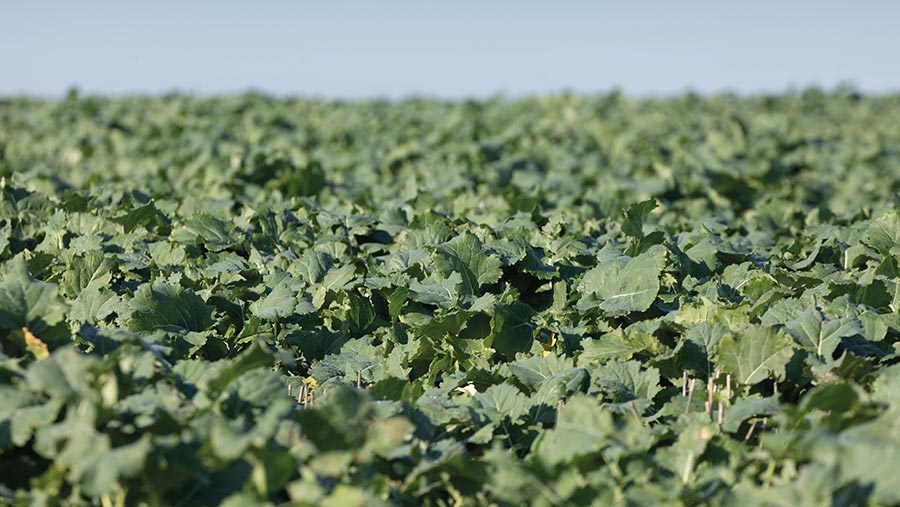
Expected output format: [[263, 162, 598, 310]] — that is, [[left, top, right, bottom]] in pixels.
[[2, 1, 899, 98]]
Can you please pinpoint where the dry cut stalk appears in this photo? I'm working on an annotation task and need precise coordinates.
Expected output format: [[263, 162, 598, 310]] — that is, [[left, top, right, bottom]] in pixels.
[[726, 374, 732, 399], [682, 371, 688, 396], [717, 400, 723, 426], [297, 383, 308, 405], [685, 379, 697, 415], [744, 420, 758, 441]]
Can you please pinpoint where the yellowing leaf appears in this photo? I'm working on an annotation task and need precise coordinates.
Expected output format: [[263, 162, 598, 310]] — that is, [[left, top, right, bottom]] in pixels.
[[22, 326, 49, 360], [455, 383, 478, 396]]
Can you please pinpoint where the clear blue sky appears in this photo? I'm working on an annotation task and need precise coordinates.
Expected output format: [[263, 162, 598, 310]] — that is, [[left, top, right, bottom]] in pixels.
[[2, 1, 899, 98]]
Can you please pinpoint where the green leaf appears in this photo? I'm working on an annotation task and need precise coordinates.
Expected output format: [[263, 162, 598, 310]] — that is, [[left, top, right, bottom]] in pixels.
[[298, 385, 372, 451], [490, 300, 536, 358], [508, 353, 575, 391], [78, 435, 152, 496], [175, 213, 239, 252], [148, 241, 186, 267], [0, 388, 62, 447], [655, 414, 714, 485], [578, 328, 653, 364], [24, 347, 95, 400], [250, 281, 314, 322], [387, 287, 408, 321], [0, 258, 67, 334], [784, 308, 861, 360], [681, 322, 727, 377], [61, 251, 114, 297], [721, 396, 779, 432], [128, 282, 214, 333], [838, 417, 900, 504], [716, 325, 793, 386], [622, 198, 657, 239], [346, 293, 376, 336], [472, 383, 531, 422], [591, 360, 661, 406], [210, 398, 293, 460], [533, 394, 613, 466], [321, 263, 356, 292], [113, 201, 162, 233], [251, 282, 298, 321], [207, 341, 275, 398], [37, 417, 153, 497], [281, 160, 326, 197], [297, 251, 332, 284], [577, 245, 666, 315], [407, 273, 460, 309], [69, 284, 119, 324], [800, 383, 860, 415], [871, 364, 900, 406], [864, 210, 900, 257], [433, 232, 503, 298]]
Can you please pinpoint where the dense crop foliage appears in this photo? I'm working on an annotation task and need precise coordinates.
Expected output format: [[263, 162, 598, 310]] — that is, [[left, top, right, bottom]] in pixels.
[[1, 90, 900, 506]]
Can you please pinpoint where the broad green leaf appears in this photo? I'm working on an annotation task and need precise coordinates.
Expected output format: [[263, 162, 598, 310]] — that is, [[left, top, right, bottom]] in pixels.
[[654, 414, 715, 485], [433, 232, 503, 298], [207, 341, 275, 398], [298, 385, 373, 451], [24, 347, 95, 400], [472, 383, 531, 422], [508, 353, 575, 390], [483, 446, 540, 505], [839, 433, 900, 505], [346, 293, 376, 336], [591, 360, 661, 406], [622, 198, 657, 240], [113, 201, 162, 233], [407, 273, 460, 308], [250, 281, 314, 322], [681, 322, 727, 377], [490, 300, 536, 358], [128, 282, 214, 333], [61, 250, 114, 297], [174, 213, 239, 251], [321, 263, 356, 292], [148, 241, 187, 267], [577, 245, 666, 314], [533, 394, 613, 466], [69, 285, 119, 324], [799, 383, 859, 414], [784, 308, 861, 360], [0, 388, 62, 447], [387, 286, 408, 320], [716, 325, 793, 385], [871, 364, 900, 406], [578, 328, 654, 364], [864, 211, 900, 257], [0, 259, 67, 335], [297, 251, 332, 284], [210, 398, 293, 460], [721, 396, 780, 432]]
